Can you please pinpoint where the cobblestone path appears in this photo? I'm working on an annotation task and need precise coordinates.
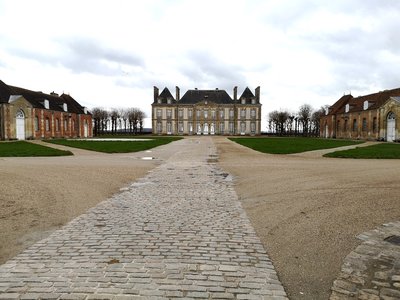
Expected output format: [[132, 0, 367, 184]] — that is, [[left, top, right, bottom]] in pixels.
[[0, 137, 287, 300]]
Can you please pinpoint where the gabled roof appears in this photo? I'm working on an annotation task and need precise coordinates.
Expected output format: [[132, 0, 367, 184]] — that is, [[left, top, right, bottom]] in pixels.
[[328, 88, 400, 115], [159, 87, 175, 100], [0, 80, 87, 114], [239, 87, 255, 99], [179, 89, 233, 104]]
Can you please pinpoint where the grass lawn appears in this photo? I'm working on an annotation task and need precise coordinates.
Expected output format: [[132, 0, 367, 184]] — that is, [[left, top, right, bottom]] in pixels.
[[229, 137, 364, 154], [0, 141, 73, 157], [324, 143, 400, 159], [45, 137, 182, 153]]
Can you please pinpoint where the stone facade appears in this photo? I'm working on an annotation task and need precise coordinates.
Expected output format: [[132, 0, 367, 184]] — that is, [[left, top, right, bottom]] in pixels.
[[0, 80, 92, 140], [152, 86, 262, 135], [321, 88, 400, 141]]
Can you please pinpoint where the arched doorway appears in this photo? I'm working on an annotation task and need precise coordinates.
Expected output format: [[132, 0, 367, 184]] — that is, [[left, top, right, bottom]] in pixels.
[[203, 123, 209, 135], [84, 120, 88, 138], [16, 109, 25, 140], [325, 123, 329, 138], [387, 112, 396, 142]]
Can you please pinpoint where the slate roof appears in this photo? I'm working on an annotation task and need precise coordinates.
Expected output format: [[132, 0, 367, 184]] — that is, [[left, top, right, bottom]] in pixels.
[[239, 87, 255, 99], [238, 87, 256, 104], [179, 89, 233, 104], [159, 87, 175, 100], [328, 88, 400, 115], [0, 80, 87, 114]]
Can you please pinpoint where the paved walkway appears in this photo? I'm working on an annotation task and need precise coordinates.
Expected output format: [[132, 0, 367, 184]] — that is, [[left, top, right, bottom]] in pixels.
[[0, 137, 287, 300], [330, 222, 400, 299]]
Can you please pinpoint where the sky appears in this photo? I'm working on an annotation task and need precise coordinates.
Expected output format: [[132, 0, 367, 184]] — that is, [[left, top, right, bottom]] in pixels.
[[1, 0, 400, 129]]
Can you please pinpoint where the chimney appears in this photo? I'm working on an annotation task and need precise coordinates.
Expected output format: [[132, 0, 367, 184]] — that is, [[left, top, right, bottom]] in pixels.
[[233, 86, 238, 101], [255, 86, 260, 102], [176, 86, 180, 101], [153, 86, 159, 102]]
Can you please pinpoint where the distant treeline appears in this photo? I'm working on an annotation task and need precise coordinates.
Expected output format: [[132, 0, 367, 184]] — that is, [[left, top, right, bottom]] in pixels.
[[91, 107, 146, 136], [268, 104, 328, 136]]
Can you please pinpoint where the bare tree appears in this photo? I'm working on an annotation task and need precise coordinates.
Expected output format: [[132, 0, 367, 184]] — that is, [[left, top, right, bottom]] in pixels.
[[298, 104, 313, 136], [311, 105, 329, 136], [268, 110, 290, 135], [109, 109, 120, 134]]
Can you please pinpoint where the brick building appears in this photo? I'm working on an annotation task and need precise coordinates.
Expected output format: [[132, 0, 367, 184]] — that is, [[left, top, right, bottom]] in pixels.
[[152, 86, 262, 135], [320, 88, 400, 141], [0, 80, 92, 140]]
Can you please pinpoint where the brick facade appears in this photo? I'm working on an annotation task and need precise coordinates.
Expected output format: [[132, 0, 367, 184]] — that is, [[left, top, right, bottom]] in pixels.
[[0, 80, 92, 140], [321, 89, 400, 141]]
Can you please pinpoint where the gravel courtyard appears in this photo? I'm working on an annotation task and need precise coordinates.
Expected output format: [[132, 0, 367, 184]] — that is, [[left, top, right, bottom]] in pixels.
[[0, 137, 399, 299]]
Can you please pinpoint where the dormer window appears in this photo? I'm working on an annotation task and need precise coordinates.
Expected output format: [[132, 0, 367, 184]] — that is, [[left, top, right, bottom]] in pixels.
[[325, 108, 329, 115], [83, 107, 88, 114], [363, 101, 369, 110], [241, 99, 246, 104], [345, 104, 350, 113], [157, 98, 162, 104], [251, 98, 256, 104], [63, 103, 68, 112], [167, 98, 171, 104], [44, 99, 49, 109]]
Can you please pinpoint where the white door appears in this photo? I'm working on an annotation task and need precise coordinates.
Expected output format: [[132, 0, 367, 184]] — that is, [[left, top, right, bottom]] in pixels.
[[387, 112, 396, 142], [203, 123, 209, 135], [16, 110, 25, 140], [84, 121, 88, 137]]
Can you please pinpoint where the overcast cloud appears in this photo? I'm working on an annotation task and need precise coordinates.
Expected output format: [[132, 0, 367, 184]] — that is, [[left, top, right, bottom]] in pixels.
[[1, 0, 400, 129]]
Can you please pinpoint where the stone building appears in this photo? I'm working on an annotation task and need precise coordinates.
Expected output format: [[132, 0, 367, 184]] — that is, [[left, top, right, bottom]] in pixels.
[[320, 88, 400, 141], [152, 86, 262, 135], [0, 80, 92, 140]]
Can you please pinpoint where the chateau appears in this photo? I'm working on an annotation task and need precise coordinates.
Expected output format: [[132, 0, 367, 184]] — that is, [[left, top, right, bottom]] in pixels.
[[151, 86, 262, 135], [0, 80, 92, 140], [321, 88, 400, 141]]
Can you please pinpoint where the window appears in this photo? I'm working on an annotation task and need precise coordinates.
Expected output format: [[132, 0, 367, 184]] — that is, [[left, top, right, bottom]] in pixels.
[[229, 109, 234, 118], [178, 122, 183, 133], [229, 122, 234, 134], [251, 109, 256, 118], [211, 110, 216, 119], [345, 104, 350, 113], [157, 99, 162, 104], [372, 117, 377, 133], [157, 122, 162, 133], [241, 109, 246, 119], [156, 109, 162, 118], [219, 109, 224, 118], [352, 119, 357, 131], [344, 119, 348, 132], [251, 98, 256, 104], [167, 122, 172, 134], [167, 109, 172, 118], [178, 109, 183, 119], [219, 122, 224, 134], [362, 118, 367, 131], [72, 120, 75, 132], [240, 122, 246, 134], [55, 119, 60, 132], [196, 110, 201, 118], [336, 120, 340, 132], [45, 118, 50, 131], [204, 110, 208, 119], [241, 98, 246, 104], [167, 98, 171, 104], [363, 101, 369, 110], [251, 122, 256, 133], [188, 109, 193, 118], [197, 122, 201, 134], [34, 116, 39, 131], [64, 119, 68, 133]]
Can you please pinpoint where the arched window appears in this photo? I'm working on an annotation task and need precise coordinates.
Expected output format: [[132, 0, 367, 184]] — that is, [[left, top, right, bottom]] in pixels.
[[45, 118, 50, 131], [16, 110, 24, 119], [55, 119, 60, 132], [387, 112, 396, 120], [34, 116, 39, 131]]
